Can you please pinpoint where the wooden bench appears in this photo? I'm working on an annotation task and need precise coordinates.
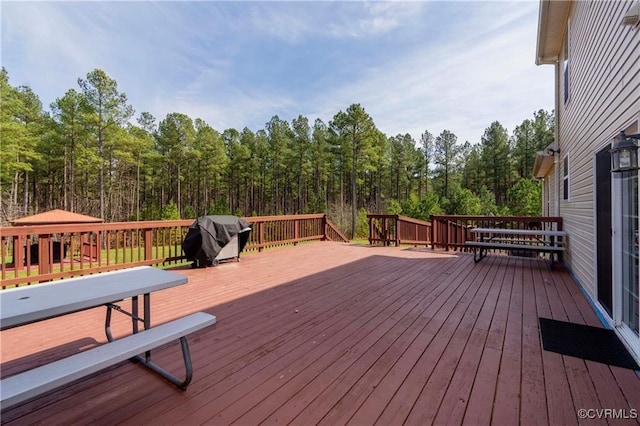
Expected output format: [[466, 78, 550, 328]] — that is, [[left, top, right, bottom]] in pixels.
[[0, 312, 216, 410]]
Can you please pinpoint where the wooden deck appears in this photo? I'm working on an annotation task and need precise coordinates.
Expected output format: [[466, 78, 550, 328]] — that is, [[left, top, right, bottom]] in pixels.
[[1, 242, 639, 425]]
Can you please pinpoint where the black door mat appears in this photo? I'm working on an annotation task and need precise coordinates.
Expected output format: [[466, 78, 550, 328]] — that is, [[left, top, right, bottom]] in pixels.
[[539, 317, 639, 370]]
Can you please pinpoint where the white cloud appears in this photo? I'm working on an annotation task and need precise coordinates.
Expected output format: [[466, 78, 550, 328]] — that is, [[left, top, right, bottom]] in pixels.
[[244, 1, 426, 42], [247, 6, 313, 44], [2, 3, 106, 94], [148, 83, 298, 132], [306, 2, 554, 144], [327, 2, 426, 39]]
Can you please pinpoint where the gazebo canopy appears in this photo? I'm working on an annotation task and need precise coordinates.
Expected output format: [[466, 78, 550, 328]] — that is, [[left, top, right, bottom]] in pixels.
[[12, 209, 103, 226]]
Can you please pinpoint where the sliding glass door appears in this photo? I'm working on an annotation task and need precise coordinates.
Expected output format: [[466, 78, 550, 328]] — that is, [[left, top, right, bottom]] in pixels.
[[621, 171, 639, 333], [615, 168, 640, 357]]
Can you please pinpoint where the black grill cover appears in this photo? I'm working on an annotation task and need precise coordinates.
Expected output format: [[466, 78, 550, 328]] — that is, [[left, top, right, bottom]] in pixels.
[[182, 215, 251, 267]]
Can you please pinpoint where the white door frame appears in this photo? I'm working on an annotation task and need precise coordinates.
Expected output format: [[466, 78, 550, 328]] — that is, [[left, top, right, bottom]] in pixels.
[[611, 167, 640, 361]]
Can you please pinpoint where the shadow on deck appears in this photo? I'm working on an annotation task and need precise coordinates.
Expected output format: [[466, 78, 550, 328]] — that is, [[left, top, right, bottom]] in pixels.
[[1, 242, 639, 425]]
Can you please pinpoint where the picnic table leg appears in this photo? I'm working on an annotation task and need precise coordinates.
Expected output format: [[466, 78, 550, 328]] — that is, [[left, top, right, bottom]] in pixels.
[[131, 293, 196, 390], [104, 296, 143, 342], [474, 247, 485, 263], [105, 306, 113, 342], [103, 297, 196, 390], [144, 293, 151, 362], [133, 336, 194, 390], [132, 295, 139, 334]]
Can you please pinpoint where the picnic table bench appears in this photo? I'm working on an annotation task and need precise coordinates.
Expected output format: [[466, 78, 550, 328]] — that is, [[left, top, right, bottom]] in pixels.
[[0, 266, 216, 410], [465, 228, 567, 267]]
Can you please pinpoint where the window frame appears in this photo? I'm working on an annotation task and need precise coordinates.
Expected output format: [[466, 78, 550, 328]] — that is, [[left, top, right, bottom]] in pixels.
[[563, 154, 570, 201], [563, 19, 571, 104]]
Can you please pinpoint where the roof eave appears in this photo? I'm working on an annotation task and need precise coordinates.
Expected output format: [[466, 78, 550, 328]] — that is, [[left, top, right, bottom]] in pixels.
[[536, 0, 572, 66], [533, 151, 555, 178]]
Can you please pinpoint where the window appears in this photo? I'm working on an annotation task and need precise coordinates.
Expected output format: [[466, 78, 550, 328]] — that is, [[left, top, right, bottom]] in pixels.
[[563, 155, 570, 200], [563, 20, 570, 104], [563, 59, 570, 103]]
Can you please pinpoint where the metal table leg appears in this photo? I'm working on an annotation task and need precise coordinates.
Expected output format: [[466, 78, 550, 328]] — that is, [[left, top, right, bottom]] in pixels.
[[104, 293, 195, 390]]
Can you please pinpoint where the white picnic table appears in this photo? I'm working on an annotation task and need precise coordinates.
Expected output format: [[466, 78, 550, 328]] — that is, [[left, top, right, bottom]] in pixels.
[[0, 266, 187, 330], [0, 266, 215, 410], [466, 227, 568, 266]]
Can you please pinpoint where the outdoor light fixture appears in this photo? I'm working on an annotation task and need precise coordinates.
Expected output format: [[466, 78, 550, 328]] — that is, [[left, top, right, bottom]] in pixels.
[[621, 0, 640, 26], [546, 148, 560, 156], [610, 131, 640, 172]]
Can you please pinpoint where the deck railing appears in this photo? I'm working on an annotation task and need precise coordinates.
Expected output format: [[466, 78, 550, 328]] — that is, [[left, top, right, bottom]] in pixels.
[[430, 215, 564, 251], [367, 214, 432, 246], [367, 214, 564, 252], [0, 214, 348, 288]]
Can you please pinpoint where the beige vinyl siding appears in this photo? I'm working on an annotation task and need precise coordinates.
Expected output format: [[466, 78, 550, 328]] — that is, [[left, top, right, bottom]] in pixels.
[[556, 0, 640, 297]]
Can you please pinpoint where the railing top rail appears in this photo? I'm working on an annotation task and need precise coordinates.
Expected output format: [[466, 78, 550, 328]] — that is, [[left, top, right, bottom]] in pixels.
[[430, 215, 562, 222], [0, 220, 194, 236], [0, 214, 328, 237], [367, 214, 431, 226], [396, 215, 431, 226], [243, 214, 325, 223], [1, 214, 344, 288]]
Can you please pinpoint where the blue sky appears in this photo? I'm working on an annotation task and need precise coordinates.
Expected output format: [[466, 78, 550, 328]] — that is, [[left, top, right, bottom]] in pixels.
[[1, 1, 554, 145]]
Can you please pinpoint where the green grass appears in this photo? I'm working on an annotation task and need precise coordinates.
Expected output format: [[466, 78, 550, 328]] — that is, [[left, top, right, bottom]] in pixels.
[[3, 245, 189, 281], [349, 238, 370, 245]]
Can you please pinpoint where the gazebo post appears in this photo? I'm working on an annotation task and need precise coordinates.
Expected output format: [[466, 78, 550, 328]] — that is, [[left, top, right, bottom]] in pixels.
[[38, 234, 52, 278]]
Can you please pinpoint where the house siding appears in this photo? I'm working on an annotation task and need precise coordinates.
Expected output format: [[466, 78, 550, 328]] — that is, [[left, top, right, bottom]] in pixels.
[[556, 0, 640, 297]]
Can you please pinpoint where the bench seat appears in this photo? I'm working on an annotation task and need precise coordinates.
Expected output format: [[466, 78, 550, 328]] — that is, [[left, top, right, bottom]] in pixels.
[[471, 237, 561, 245], [465, 240, 565, 266], [464, 241, 565, 251], [0, 312, 216, 410]]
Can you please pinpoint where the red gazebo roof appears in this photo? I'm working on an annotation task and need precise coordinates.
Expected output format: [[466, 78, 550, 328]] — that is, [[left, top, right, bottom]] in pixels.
[[12, 209, 103, 226]]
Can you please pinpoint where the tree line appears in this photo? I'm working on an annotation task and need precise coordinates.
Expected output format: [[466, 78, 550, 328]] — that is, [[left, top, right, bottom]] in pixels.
[[1, 67, 554, 237]]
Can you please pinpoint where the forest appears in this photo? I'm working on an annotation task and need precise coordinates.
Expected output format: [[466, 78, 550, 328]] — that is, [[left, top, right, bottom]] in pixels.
[[1, 67, 554, 237]]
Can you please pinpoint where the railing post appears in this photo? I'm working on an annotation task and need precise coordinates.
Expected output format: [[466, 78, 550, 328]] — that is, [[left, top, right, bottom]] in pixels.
[[322, 215, 328, 241], [395, 215, 400, 246], [144, 228, 153, 261], [445, 220, 450, 251], [368, 215, 372, 245], [557, 218, 563, 262], [258, 222, 264, 252], [384, 217, 390, 246], [294, 219, 300, 246], [430, 216, 435, 249]]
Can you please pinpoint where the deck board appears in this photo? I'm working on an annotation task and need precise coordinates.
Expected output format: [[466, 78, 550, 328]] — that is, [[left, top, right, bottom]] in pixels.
[[520, 259, 548, 426], [403, 254, 499, 426], [462, 256, 513, 425], [1, 242, 639, 425]]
